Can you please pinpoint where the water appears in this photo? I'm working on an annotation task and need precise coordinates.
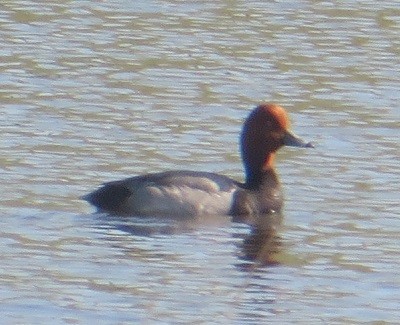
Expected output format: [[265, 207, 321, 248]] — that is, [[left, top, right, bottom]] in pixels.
[[1, 0, 399, 323]]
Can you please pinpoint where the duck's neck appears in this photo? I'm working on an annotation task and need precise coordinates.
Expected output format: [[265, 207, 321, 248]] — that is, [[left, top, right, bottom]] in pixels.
[[244, 153, 278, 189]]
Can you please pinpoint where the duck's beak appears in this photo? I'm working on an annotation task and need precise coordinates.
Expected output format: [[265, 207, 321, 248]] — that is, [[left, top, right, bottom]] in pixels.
[[283, 131, 314, 148]]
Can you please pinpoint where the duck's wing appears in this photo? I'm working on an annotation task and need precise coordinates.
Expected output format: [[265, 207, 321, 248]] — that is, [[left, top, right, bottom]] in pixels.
[[83, 170, 239, 217]]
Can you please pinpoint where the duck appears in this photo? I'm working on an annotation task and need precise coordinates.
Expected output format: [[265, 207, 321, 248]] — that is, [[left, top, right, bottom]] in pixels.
[[83, 103, 313, 219]]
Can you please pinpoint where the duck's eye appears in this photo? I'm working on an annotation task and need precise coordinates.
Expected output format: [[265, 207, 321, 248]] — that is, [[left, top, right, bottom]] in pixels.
[[270, 131, 282, 141]]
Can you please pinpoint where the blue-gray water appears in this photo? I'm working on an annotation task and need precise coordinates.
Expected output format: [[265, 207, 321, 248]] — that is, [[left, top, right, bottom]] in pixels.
[[1, 0, 399, 323]]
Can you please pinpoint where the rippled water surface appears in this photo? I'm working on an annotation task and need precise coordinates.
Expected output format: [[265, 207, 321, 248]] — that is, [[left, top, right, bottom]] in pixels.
[[1, 0, 399, 323]]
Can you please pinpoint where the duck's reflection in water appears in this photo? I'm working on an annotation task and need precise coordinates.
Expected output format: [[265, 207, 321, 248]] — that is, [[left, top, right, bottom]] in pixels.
[[93, 212, 284, 267], [237, 212, 284, 267]]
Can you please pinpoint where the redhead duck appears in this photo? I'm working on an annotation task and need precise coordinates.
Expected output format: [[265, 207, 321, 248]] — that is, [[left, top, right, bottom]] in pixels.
[[83, 103, 313, 218]]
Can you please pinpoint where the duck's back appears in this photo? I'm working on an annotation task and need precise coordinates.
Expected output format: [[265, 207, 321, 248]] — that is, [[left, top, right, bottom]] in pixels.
[[83, 170, 240, 217]]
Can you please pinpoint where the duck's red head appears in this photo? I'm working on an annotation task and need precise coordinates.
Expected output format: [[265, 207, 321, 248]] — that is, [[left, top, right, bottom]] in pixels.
[[241, 103, 313, 185]]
